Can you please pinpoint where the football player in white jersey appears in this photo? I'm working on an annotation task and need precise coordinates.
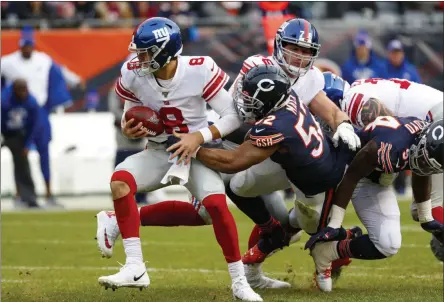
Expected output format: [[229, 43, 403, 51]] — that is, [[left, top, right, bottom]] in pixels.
[[96, 17, 262, 302], [306, 72, 444, 291]]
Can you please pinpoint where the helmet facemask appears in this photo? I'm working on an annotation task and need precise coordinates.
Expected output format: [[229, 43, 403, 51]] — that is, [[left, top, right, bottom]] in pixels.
[[409, 132, 443, 176], [128, 36, 182, 76], [275, 36, 320, 77]]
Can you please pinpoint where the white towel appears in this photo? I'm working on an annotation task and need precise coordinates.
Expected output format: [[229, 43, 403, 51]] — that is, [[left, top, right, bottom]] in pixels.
[[160, 153, 191, 186]]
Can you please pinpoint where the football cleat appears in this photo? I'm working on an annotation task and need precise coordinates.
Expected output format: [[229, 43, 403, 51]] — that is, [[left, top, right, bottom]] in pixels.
[[231, 276, 263, 301], [311, 241, 337, 292], [244, 263, 291, 289], [98, 262, 150, 290], [96, 211, 121, 258], [242, 245, 267, 265]]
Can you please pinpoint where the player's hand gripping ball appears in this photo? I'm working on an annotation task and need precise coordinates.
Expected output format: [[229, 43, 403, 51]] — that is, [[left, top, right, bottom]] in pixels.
[[124, 106, 164, 137]]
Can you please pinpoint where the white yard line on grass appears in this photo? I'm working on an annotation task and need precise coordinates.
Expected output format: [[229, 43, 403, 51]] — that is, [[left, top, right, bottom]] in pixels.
[[2, 266, 441, 280]]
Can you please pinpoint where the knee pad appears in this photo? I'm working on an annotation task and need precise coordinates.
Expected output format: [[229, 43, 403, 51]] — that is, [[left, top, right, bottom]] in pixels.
[[373, 220, 402, 257]]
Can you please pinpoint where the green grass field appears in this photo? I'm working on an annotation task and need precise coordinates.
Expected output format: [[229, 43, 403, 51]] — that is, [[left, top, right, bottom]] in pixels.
[[2, 201, 443, 302]]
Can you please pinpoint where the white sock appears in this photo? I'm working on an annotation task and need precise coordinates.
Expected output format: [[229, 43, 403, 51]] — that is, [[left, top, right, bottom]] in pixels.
[[228, 260, 245, 281], [123, 237, 143, 264]]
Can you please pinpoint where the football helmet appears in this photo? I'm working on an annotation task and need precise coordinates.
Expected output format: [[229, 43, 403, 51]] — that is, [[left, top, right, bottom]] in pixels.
[[234, 65, 292, 123], [128, 17, 183, 76], [322, 72, 351, 108], [273, 18, 321, 77], [409, 119, 444, 176]]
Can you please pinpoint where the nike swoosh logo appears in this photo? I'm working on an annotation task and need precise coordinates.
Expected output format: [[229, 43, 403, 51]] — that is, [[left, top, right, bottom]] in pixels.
[[255, 128, 265, 133], [211, 63, 215, 72], [134, 271, 146, 281], [104, 228, 112, 249]]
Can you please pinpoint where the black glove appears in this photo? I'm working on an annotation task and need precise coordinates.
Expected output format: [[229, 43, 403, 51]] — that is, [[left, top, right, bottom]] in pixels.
[[304, 226, 348, 250]]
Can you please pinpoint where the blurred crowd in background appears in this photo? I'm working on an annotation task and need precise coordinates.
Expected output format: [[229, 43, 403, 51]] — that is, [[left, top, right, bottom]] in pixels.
[[2, 1, 444, 29]]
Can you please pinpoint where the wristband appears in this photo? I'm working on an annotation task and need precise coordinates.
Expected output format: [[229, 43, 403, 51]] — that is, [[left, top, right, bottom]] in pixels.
[[417, 199, 434, 223], [327, 205, 346, 229], [199, 127, 213, 144]]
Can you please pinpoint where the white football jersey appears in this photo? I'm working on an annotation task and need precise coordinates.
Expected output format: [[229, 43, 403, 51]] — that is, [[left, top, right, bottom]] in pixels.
[[116, 55, 229, 142], [1, 50, 53, 106], [343, 78, 443, 128], [231, 54, 325, 106]]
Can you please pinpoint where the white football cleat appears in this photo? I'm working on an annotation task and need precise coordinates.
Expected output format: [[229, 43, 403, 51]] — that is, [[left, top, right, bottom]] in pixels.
[[98, 262, 150, 290], [96, 211, 121, 258], [311, 241, 336, 292], [232, 276, 263, 301], [245, 264, 291, 289]]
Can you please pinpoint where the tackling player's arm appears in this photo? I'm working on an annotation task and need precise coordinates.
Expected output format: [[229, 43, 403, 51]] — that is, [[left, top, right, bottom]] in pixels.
[[196, 140, 279, 174], [359, 98, 394, 127], [327, 140, 379, 228], [309, 91, 350, 131], [411, 173, 434, 223], [309, 91, 361, 151]]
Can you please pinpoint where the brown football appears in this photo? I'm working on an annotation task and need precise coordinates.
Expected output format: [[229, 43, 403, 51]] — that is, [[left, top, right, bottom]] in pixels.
[[124, 106, 164, 136]]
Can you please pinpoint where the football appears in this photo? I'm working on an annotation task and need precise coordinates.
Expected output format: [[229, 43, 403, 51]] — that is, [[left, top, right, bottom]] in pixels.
[[124, 106, 164, 136]]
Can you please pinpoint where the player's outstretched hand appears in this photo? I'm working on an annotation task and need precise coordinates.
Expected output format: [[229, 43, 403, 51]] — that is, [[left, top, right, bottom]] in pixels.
[[304, 226, 348, 251], [421, 220, 444, 244], [122, 118, 150, 139], [332, 121, 361, 151], [167, 130, 204, 165]]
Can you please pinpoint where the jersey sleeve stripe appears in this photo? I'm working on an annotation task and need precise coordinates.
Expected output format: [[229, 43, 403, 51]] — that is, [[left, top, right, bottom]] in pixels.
[[350, 93, 364, 125], [115, 77, 141, 103], [203, 70, 228, 102], [203, 67, 221, 92], [249, 133, 283, 140]]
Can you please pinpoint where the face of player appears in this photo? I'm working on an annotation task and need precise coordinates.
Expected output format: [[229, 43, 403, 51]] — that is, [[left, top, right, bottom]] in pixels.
[[283, 43, 313, 69], [13, 80, 28, 101], [137, 51, 153, 67], [20, 45, 33, 59], [388, 50, 404, 67]]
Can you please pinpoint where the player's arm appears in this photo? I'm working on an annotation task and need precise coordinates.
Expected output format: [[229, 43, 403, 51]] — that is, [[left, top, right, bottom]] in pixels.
[[309, 91, 350, 131], [359, 98, 394, 127], [196, 140, 279, 174], [310, 91, 361, 151], [115, 71, 147, 139], [411, 173, 433, 222], [327, 140, 379, 228]]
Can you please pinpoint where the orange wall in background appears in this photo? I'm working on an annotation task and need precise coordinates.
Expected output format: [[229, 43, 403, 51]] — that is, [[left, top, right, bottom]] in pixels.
[[1, 29, 133, 80]]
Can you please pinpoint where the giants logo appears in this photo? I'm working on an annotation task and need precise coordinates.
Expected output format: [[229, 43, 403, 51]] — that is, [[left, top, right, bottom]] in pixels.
[[152, 27, 170, 43]]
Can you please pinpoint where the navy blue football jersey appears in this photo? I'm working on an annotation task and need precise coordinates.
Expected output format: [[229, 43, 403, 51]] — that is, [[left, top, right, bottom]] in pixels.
[[249, 92, 354, 196], [357, 116, 428, 174]]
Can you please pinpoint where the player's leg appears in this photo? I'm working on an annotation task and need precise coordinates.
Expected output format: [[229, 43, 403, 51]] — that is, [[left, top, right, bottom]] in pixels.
[[186, 159, 262, 301], [411, 173, 444, 261], [227, 159, 294, 289], [97, 146, 171, 290], [311, 179, 400, 292]]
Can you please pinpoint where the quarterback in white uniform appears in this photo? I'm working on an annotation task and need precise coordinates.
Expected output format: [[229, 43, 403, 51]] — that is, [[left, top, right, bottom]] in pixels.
[[96, 17, 262, 302]]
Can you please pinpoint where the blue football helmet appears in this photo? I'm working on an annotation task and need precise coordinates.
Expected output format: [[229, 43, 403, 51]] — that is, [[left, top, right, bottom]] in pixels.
[[128, 17, 183, 76], [322, 72, 350, 108], [273, 18, 321, 77]]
